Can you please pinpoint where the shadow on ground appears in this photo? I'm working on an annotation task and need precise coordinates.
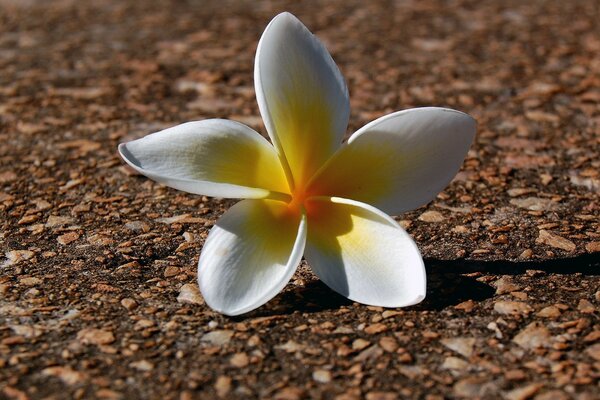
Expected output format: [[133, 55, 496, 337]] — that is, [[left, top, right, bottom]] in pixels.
[[235, 253, 599, 319]]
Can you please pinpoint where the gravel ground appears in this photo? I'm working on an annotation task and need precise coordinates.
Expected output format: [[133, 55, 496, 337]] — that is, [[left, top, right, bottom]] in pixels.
[[0, 0, 598, 399]]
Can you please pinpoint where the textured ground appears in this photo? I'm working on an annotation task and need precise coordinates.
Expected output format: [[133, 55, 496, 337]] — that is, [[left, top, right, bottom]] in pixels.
[[0, 0, 599, 399]]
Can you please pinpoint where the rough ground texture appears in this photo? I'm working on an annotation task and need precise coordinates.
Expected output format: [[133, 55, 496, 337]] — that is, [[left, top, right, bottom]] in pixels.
[[0, 0, 599, 399]]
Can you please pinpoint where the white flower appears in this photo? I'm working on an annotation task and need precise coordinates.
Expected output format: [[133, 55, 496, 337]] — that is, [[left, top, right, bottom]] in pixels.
[[118, 12, 476, 315]]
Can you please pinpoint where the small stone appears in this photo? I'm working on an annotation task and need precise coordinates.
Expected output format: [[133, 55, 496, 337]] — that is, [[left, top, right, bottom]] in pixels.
[[536, 230, 576, 252], [494, 277, 521, 294], [507, 188, 537, 197], [504, 383, 543, 400], [276, 340, 305, 353], [177, 284, 204, 305], [534, 390, 569, 400], [442, 356, 469, 370], [57, 232, 80, 245], [494, 301, 533, 316], [519, 249, 534, 259], [46, 215, 75, 227], [201, 330, 233, 346], [354, 345, 383, 362], [312, 369, 331, 383], [585, 242, 600, 252], [0, 170, 17, 183], [536, 306, 561, 319], [230, 352, 249, 368], [539, 174, 553, 186], [3, 250, 35, 267], [418, 211, 445, 223], [214, 376, 231, 398], [365, 392, 398, 400], [453, 377, 497, 398], [505, 369, 527, 381], [510, 197, 558, 211], [77, 328, 115, 345], [129, 360, 154, 371], [273, 387, 304, 400], [364, 323, 388, 334], [454, 300, 475, 312], [19, 276, 42, 286], [352, 338, 371, 351], [513, 322, 551, 349], [585, 343, 600, 361], [42, 366, 87, 385], [379, 337, 398, 352], [18, 214, 40, 225], [578, 299, 595, 313], [164, 266, 180, 278], [440, 337, 476, 358], [120, 298, 138, 311]]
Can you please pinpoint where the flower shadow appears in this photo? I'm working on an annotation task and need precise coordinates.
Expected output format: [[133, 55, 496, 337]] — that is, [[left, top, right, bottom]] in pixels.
[[415, 253, 599, 311]]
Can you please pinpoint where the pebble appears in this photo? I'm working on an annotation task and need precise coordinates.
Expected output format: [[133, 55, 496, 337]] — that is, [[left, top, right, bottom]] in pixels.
[[129, 360, 154, 371], [214, 376, 231, 398], [352, 338, 371, 351], [77, 328, 115, 345], [42, 366, 87, 385], [378, 337, 398, 353], [494, 277, 521, 294], [312, 369, 332, 383], [453, 377, 497, 398], [177, 284, 204, 305], [507, 188, 537, 197], [493, 301, 533, 316], [57, 232, 80, 245], [442, 356, 469, 370], [120, 298, 138, 311], [19, 277, 42, 286], [200, 330, 233, 346], [509, 197, 557, 211], [46, 215, 75, 227], [536, 230, 576, 252], [536, 306, 561, 319], [440, 337, 476, 358], [577, 299, 595, 313], [504, 383, 543, 400], [3, 250, 35, 267], [418, 211, 445, 223], [512, 322, 551, 349], [364, 323, 388, 334], [365, 392, 398, 400], [164, 266, 180, 278], [230, 352, 249, 368], [585, 242, 600, 252], [585, 343, 600, 361]]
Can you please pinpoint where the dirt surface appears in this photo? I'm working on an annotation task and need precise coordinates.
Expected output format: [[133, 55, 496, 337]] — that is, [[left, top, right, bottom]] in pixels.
[[1, 0, 599, 399]]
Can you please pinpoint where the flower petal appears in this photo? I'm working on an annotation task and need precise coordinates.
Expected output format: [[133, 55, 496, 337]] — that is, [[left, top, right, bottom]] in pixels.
[[255, 12, 349, 188], [308, 107, 476, 215], [119, 120, 290, 199], [304, 196, 426, 308], [198, 199, 306, 316]]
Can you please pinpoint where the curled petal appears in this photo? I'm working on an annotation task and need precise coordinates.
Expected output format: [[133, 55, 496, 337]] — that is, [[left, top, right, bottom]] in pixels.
[[304, 196, 426, 308], [255, 12, 350, 187], [309, 107, 476, 215], [119, 120, 290, 200], [198, 199, 306, 316]]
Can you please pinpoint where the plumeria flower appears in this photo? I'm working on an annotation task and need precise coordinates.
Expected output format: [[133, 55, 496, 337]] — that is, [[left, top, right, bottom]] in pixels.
[[118, 12, 476, 316]]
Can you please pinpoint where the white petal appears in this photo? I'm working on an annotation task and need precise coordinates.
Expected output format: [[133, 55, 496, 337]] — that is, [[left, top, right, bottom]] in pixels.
[[119, 119, 290, 199], [304, 196, 426, 308], [308, 107, 476, 215], [255, 12, 349, 187], [198, 199, 306, 316]]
